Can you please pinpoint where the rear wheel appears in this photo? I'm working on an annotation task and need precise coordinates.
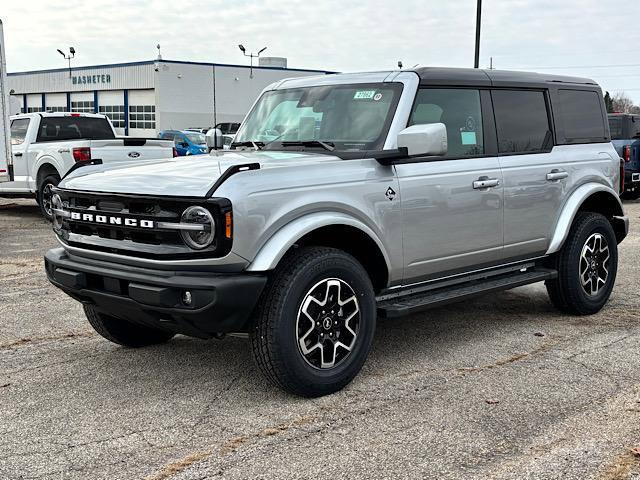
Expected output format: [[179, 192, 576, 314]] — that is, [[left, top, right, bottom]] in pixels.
[[84, 305, 175, 347], [38, 174, 60, 221], [250, 247, 376, 397], [545, 212, 618, 315]]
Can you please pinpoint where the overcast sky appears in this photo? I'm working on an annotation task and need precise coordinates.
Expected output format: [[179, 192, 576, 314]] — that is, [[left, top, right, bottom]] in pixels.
[[3, 0, 640, 101]]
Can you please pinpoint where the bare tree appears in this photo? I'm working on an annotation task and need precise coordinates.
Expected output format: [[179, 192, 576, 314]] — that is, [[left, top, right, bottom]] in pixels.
[[612, 92, 635, 113]]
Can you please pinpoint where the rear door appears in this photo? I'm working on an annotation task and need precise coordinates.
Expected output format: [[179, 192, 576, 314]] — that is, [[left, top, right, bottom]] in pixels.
[[0, 20, 10, 182], [396, 88, 504, 283], [493, 89, 560, 259]]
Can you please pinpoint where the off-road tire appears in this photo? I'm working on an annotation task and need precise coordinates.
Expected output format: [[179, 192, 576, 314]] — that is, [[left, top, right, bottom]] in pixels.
[[250, 246, 376, 397], [38, 174, 60, 221], [545, 212, 618, 315], [84, 305, 175, 347]]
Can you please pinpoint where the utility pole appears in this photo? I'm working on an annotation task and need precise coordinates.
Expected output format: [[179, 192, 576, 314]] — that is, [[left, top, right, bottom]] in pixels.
[[474, 0, 482, 68]]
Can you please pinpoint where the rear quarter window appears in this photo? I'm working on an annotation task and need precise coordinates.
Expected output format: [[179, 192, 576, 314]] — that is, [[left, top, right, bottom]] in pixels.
[[608, 116, 624, 140], [557, 89, 607, 143]]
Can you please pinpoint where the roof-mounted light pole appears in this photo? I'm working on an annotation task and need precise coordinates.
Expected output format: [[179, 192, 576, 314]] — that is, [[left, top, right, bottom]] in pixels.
[[57, 47, 75, 77], [238, 44, 267, 79]]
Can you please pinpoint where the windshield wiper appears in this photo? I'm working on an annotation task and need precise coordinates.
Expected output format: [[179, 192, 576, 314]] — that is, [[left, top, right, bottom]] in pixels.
[[279, 140, 336, 152], [230, 141, 264, 150]]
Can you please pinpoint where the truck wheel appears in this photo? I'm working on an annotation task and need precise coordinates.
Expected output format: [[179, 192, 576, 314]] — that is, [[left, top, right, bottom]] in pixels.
[[38, 174, 60, 221], [250, 246, 376, 397], [622, 190, 640, 200], [545, 212, 618, 315], [83, 305, 175, 347]]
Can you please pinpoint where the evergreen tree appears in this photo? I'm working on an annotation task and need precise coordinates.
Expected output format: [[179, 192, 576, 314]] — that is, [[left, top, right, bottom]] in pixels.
[[604, 91, 614, 113]]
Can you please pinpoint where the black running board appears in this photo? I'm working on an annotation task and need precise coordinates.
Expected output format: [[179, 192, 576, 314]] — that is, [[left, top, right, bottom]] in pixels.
[[377, 268, 557, 318]]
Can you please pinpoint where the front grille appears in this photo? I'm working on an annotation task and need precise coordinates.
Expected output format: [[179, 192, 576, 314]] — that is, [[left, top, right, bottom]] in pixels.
[[55, 189, 232, 259]]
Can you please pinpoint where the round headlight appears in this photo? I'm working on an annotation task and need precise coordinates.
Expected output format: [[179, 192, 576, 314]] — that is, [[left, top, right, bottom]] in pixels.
[[180, 206, 216, 250], [51, 194, 64, 233]]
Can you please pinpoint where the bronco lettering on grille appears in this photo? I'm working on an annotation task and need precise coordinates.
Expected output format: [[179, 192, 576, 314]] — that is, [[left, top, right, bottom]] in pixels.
[[69, 211, 154, 228]]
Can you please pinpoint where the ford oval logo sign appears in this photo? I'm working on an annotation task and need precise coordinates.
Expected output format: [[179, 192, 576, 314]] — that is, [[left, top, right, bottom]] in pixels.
[[128, 151, 141, 158]]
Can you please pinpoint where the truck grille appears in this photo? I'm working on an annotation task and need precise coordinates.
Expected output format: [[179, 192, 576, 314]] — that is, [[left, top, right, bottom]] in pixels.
[[54, 189, 231, 259]]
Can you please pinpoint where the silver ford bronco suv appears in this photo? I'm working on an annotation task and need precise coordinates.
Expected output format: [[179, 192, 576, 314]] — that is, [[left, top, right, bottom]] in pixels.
[[45, 68, 628, 397]]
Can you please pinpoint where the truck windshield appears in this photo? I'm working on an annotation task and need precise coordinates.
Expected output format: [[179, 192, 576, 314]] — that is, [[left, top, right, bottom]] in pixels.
[[234, 83, 403, 151]]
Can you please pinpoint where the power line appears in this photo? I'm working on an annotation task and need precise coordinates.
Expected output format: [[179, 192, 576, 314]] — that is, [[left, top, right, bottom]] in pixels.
[[514, 63, 640, 70]]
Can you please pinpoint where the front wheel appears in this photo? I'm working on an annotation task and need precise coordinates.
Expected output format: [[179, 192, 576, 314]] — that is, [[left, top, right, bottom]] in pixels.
[[546, 212, 618, 315], [250, 247, 376, 397], [38, 174, 60, 221]]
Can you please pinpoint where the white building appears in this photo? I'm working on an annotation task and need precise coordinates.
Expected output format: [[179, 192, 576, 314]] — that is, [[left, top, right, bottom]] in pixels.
[[7, 58, 332, 136]]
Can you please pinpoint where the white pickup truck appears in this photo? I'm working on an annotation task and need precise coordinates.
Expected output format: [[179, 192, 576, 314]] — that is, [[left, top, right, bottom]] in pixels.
[[0, 112, 175, 218]]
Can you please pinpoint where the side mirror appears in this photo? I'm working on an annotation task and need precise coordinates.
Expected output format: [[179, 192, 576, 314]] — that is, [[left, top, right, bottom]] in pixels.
[[206, 128, 224, 151], [180, 142, 189, 148], [397, 123, 447, 157]]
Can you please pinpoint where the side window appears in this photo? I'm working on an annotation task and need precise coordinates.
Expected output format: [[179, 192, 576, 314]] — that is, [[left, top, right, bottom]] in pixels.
[[10, 118, 30, 145], [630, 116, 640, 139], [408, 88, 484, 157], [492, 90, 552, 154], [174, 135, 185, 146], [557, 89, 607, 142]]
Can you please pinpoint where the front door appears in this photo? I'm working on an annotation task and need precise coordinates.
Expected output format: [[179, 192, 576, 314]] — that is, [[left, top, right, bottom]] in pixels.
[[397, 88, 504, 283], [7, 118, 30, 189]]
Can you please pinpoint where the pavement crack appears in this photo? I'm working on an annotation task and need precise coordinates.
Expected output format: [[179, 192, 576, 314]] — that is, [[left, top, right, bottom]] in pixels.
[[0, 330, 94, 351]]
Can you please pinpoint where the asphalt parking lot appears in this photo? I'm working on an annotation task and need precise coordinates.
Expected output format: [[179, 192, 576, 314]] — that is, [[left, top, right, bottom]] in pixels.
[[1, 198, 640, 480]]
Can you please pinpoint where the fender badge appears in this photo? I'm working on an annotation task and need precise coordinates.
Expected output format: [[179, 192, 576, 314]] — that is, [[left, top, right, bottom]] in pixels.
[[385, 187, 396, 201]]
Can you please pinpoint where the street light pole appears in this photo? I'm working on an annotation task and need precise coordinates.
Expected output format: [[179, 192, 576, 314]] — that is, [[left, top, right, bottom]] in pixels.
[[238, 45, 267, 79], [474, 0, 482, 68], [57, 47, 75, 77]]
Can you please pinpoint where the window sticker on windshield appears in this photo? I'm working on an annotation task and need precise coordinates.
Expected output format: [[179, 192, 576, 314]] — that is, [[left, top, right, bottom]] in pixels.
[[461, 131, 477, 145], [373, 93, 383, 101], [354, 90, 376, 100]]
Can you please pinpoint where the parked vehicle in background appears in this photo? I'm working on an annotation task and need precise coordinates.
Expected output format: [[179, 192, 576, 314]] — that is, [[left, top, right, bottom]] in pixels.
[[608, 113, 640, 199], [45, 68, 627, 397], [215, 122, 240, 135], [158, 130, 208, 156], [0, 112, 175, 219], [0, 19, 10, 183], [185, 128, 211, 134]]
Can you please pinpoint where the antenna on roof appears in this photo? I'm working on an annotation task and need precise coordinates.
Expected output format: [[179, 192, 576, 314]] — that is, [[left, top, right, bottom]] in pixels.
[[156, 44, 162, 61], [397, 61, 403, 70]]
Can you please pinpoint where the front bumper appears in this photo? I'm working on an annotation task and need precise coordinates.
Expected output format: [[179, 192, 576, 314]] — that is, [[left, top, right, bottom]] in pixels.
[[44, 247, 267, 338]]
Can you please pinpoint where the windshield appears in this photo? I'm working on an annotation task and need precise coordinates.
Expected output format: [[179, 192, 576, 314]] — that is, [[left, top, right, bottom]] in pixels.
[[185, 132, 206, 144], [234, 83, 403, 151]]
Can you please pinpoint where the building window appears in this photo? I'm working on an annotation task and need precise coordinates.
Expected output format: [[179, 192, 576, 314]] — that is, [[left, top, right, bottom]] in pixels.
[[27, 107, 43, 113], [46, 106, 67, 113], [71, 100, 95, 113], [128, 105, 156, 129], [99, 105, 125, 128]]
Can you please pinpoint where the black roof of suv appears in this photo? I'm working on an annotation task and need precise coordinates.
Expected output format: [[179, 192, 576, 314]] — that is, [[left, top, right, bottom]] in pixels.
[[412, 67, 597, 89]]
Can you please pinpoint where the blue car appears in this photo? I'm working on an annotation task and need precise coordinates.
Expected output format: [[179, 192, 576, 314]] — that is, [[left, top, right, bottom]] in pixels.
[[158, 130, 208, 156]]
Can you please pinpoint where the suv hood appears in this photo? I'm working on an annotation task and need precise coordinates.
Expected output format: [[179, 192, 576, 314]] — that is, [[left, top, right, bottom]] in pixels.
[[60, 150, 341, 197]]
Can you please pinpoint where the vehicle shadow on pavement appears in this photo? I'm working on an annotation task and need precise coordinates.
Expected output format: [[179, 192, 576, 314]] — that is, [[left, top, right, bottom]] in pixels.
[[76, 285, 560, 399]]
